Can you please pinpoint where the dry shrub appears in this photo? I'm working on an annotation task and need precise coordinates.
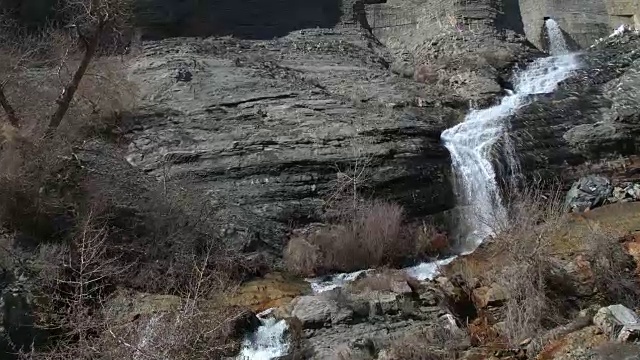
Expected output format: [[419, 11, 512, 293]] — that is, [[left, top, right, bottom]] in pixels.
[[16, 209, 250, 360], [387, 320, 469, 360], [451, 184, 640, 350], [415, 220, 449, 255], [0, 139, 80, 244], [586, 224, 640, 307], [495, 261, 549, 346], [104, 308, 252, 360], [0, 25, 137, 244], [285, 200, 415, 276], [0, 12, 137, 138], [476, 186, 567, 346]]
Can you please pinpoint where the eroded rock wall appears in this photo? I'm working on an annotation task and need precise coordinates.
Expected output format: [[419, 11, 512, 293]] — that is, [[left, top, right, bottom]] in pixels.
[[519, 0, 640, 50], [606, 0, 640, 29], [367, 0, 526, 55]]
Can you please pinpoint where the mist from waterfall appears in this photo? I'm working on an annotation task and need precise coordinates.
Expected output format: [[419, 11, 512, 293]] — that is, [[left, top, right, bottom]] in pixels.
[[441, 18, 580, 252]]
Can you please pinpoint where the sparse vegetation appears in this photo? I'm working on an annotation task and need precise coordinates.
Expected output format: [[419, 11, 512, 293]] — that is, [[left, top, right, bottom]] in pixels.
[[444, 185, 640, 354], [585, 224, 640, 308], [284, 199, 444, 277], [285, 146, 448, 277]]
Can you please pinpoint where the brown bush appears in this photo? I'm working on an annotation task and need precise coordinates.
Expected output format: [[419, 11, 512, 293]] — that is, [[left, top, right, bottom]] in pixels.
[[586, 224, 640, 307], [285, 200, 427, 276], [10, 206, 251, 360], [447, 184, 640, 351], [485, 187, 566, 346], [415, 220, 449, 255]]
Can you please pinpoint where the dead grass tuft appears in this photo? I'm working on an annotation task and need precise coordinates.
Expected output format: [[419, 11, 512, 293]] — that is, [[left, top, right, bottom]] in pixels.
[[586, 224, 640, 307], [447, 184, 640, 351]]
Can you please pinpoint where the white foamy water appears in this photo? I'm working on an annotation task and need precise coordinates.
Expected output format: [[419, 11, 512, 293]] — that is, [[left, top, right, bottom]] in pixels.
[[441, 19, 580, 252], [307, 269, 373, 293], [404, 256, 457, 281], [546, 18, 570, 55], [238, 309, 289, 360], [306, 256, 457, 294]]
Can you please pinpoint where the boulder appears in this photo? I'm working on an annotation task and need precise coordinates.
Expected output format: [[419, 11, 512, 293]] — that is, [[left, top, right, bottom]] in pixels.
[[347, 269, 415, 296], [593, 304, 640, 341], [617, 325, 640, 343], [278, 281, 456, 359], [224, 272, 311, 312], [565, 175, 614, 212], [287, 294, 352, 328], [472, 284, 508, 309]]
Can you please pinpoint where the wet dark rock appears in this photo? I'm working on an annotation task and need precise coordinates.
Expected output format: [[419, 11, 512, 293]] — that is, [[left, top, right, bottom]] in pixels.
[[509, 32, 640, 186], [565, 175, 614, 212], [175, 68, 192, 82]]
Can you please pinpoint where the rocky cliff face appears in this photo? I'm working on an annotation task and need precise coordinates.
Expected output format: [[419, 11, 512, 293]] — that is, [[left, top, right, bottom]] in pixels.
[[366, 0, 540, 105], [519, 0, 640, 50], [123, 28, 466, 256]]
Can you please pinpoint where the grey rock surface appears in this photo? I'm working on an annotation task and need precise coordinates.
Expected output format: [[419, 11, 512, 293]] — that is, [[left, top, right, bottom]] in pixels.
[[593, 304, 640, 340], [276, 283, 461, 359], [123, 28, 464, 256]]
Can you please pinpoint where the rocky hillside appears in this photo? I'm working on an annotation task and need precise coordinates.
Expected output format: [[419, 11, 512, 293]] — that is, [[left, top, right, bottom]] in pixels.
[[3, 1, 640, 359], [510, 31, 640, 185]]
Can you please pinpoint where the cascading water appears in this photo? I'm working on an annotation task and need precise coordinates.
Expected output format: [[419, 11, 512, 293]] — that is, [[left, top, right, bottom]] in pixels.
[[546, 18, 570, 55], [238, 309, 290, 360], [441, 18, 579, 252]]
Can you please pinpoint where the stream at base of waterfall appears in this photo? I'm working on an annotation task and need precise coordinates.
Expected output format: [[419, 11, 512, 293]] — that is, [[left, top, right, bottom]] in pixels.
[[237, 19, 580, 359]]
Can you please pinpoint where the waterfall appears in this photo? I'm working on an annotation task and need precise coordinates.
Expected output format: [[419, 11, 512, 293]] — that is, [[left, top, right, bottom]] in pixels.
[[441, 19, 580, 252], [545, 19, 570, 55], [238, 309, 290, 360]]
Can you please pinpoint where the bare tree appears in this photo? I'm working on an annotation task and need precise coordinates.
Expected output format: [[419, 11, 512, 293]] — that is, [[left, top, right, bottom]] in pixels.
[[35, 211, 127, 356], [46, 0, 132, 136], [0, 0, 132, 136]]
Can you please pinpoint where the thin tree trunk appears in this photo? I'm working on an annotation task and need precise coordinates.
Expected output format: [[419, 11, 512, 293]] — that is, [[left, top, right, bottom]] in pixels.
[[45, 23, 103, 137], [0, 85, 21, 128]]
